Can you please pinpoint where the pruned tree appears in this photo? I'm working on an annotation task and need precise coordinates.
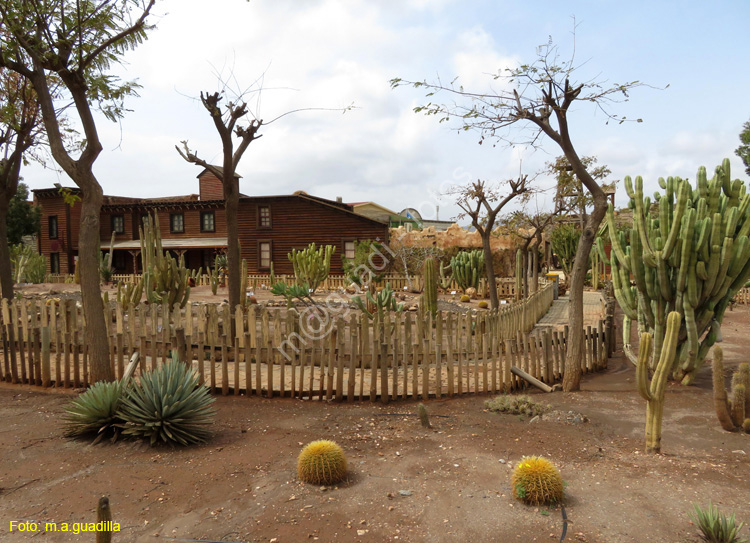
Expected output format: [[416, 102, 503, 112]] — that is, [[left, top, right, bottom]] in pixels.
[[449, 176, 529, 309], [392, 35, 647, 391], [0, 0, 156, 382], [0, 68, 42, 300], [177, 90, 262, 311], [736, 119, 750, 176], [177, 77, 353, 311], [389, 244, 444, 292], [548, 155, 613, 229]]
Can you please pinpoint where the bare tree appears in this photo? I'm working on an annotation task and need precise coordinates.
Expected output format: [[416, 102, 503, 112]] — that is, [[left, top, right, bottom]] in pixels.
[[0, 69, 42, 300], [392, 36, 646, 391], [450, 176, 529, 309], [0, 0, 156, 382]]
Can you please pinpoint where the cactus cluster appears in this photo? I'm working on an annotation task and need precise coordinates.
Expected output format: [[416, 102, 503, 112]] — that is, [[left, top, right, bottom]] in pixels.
[[511, 456, 564, 505], [713, 346, 750, 432], [140, 215, 191, 308], [451, 250, 483, 293], [352, 282, 404, 319], [439, 262, 453, 290], [289, 243, 334, 294], [297, 440, 348, 485], [116, 278, 143, 305], [422, 257, 438, 318], [607, 159, 750, 384]]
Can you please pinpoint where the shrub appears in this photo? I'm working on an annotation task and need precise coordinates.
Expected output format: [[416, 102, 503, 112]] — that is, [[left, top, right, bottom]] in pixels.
[[485, 395, 549, 418], [64, 381, 123, 443], [297, 440, 348, 485], [511, 456, 564, 505], [117, 357, 216, 446], [690, 502, 747, 543]]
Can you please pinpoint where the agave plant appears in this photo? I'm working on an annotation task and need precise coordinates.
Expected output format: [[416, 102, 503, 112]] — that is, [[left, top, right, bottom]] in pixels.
[[117, 356, 216, 446], [64, 381, 124, 444], [690, 502, 747, 543]]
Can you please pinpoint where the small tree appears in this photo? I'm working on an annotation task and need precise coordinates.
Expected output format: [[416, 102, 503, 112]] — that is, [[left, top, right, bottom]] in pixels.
[[392, 35, 646, 391], [0, 0, 157, 382], [449, 177, 529, 309], [736, 119, 750, 176]]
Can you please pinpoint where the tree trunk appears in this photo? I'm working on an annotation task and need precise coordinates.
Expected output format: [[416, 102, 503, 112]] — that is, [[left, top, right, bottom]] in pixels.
[[225, 189, 241, 311], [562, 197, 607, 392], [0, 195, 14, 300], [78, 186, 113, 383], [482, 233, 499, 309]]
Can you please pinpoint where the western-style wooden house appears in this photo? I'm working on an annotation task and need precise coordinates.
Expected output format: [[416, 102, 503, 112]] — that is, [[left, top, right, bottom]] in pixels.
[[33, 170, 389, 276]]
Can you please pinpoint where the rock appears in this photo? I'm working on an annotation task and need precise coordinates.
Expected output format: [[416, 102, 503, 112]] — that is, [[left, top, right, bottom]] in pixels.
[[465, 287, 477, 298], [529, 415, 540, 424], [399, 490, 412, 497], [498, 459, 506, 464]]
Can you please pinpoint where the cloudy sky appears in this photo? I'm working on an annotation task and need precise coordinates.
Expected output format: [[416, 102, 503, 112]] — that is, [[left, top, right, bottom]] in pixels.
[[23, 0, 750, 223]]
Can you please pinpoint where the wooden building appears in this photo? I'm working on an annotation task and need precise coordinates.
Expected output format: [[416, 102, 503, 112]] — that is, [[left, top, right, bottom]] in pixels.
[[33, 171, 389, 276]]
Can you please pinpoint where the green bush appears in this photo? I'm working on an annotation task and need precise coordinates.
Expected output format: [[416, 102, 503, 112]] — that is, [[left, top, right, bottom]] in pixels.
[[690, 502, 747, 543], [117, 357, 216, 446], [10, 244, 47, 283]]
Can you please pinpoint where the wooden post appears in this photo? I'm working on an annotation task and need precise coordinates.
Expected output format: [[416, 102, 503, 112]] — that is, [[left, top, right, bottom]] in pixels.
[[41, 326, 51, 387]]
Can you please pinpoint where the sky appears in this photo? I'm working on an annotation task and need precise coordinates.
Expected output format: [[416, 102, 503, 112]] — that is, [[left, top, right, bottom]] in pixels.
[[21, 0, 750, 224]]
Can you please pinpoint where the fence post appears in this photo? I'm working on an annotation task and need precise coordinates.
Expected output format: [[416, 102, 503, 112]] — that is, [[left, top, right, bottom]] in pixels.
[[41, 326, 51, 387]]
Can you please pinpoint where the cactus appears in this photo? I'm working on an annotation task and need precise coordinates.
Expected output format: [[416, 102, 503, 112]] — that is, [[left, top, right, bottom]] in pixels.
[[451, 250, 483, 293], [511, 456, 564, 505], [297, 440, 348, 485], [417, 403, 431, 428], [478, 300, 488, 309], [714, 350, 750, 432], [608, 159, 750, 384], [269, 261, 276, 286], [423, 257, 438, 318], [515, 248, 523, 300], [289, 243, 334, 294], [590, 243, 600, 290], [99, 232, 116, 283], [139, 214, 190, 308], [116, 278, 143, 305], [636, 311, 680, 453], [209, 265, 220, 295], [439, 262, 452, 290], [353, 282, 404, 319], [460, 294, 470, 303]]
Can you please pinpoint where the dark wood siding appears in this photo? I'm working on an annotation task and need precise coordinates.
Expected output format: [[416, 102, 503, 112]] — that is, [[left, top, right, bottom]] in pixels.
[[36, 195, 81, 274]]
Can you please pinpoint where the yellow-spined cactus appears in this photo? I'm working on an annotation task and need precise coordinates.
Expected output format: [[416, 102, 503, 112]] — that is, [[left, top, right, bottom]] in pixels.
[[511, 456, 564, 505], [297, 440, 348, 485]]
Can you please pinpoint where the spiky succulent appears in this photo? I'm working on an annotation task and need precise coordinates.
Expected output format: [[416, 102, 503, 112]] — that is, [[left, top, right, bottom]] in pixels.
[[297, 440, 348, 485], [64, 381, 124, 443], [117, 357, 215, 446], [511, 456, 564, 505], [690, 501, 747, 543]]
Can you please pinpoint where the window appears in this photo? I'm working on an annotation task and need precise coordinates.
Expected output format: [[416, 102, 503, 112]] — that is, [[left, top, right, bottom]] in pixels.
[[170, 213, 185, 233], [111, 215, 125, 234], [202, 250, 214, 270], [259, 242, 272, 269], [113, 251, 126, 271], [258, 206, 272, 228], [201, 211, 215, 232], [50, 253, 60, 274], [344, 240, 356, 260], [49, 216, 58, 239]]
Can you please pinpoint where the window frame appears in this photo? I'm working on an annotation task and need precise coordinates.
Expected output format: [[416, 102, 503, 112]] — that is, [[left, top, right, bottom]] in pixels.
[[170, 212, 185, 234], [258, 205, 272, 229], [111, 214, 125, 234], [49, 216, 58, 240], [258, 240, 272, 270], [200, 211, 216, 233], [343, 239, 356, 260]]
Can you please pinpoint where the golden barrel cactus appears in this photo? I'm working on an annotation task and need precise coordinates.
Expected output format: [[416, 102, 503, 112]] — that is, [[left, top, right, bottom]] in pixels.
[[511, 456, 564, 505], [297, 440, 348, 485]]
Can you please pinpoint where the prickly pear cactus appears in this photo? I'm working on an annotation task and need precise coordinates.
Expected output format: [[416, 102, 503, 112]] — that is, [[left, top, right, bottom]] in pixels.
[[608, 159, 750, 384]]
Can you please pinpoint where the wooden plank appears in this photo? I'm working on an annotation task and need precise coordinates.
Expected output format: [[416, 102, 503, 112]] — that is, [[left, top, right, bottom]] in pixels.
[[403, 312, 412, 399], [41, 326, 51, 387], [481, 315, 488, 394], [244, 333, 252, 395], [446, 312, 454, 397], [435, 311, 443, 399], [32, 327, 42, 386], [422, 338, 429, 400], [233, 335, 240, 396], [336, 318, 345, 402], [380, 340, 389, 404], [510, 365, 554, 393], [348, 316, 357, 402], [370, 314, 378, 402], [391, 312, 400, 400]]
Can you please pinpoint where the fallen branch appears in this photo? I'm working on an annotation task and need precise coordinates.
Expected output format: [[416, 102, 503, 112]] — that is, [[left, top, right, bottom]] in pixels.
[[510, 366, 555, 393]]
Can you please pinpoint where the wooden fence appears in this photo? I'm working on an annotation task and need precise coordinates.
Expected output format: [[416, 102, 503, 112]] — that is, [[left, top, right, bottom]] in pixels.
[[0, 283, 609, 401], [732, 287, 750, 305], [46, 273, 547, 299]]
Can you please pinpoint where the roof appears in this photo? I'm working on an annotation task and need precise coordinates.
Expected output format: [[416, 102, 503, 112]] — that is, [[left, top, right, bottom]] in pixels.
[[349, 201, 398, 215], [110, 237, 227, 250]]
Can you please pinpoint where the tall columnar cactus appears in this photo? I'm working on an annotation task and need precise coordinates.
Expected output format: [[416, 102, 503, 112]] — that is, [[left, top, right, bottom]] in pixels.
[[608, 159, 750, 384], [139, 214, 191, 308], [590, 242, 600, 290], [451, 250, 483, 293], [636, 311, 680, 453], [713, 346, 750, 432], [515, 248, 523, 300], [423, 257, 438, 318], [289, 243, 334, 294], [117, 278, 143, 305], [240, 258, 248, 305]]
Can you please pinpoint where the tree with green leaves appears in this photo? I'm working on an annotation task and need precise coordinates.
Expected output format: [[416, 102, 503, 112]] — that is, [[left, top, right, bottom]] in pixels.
[[0, 0, 156, 382], [392, 37, 645, 391], [736, 119, 750, 176], [0, 66, 43, 300]]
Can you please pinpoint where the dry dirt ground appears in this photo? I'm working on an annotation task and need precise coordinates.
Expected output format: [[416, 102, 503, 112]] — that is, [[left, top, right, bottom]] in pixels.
[[0, 302, 748, 543]]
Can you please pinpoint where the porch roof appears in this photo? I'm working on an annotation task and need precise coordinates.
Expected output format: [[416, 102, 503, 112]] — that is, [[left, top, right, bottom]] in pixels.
[[110, 237, 227, 250]]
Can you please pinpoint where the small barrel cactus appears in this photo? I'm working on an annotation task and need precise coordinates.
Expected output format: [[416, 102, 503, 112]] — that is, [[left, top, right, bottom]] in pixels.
[[297, 440, 348, 485], [478, 300, 488, 309], [511, 456, 564, 505], [460, 294, 470, 303]]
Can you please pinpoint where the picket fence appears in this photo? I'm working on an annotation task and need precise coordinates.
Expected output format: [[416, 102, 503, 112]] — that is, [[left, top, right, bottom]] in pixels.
[[47, 273, 547, 299], [0, 282, 610, 401]]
